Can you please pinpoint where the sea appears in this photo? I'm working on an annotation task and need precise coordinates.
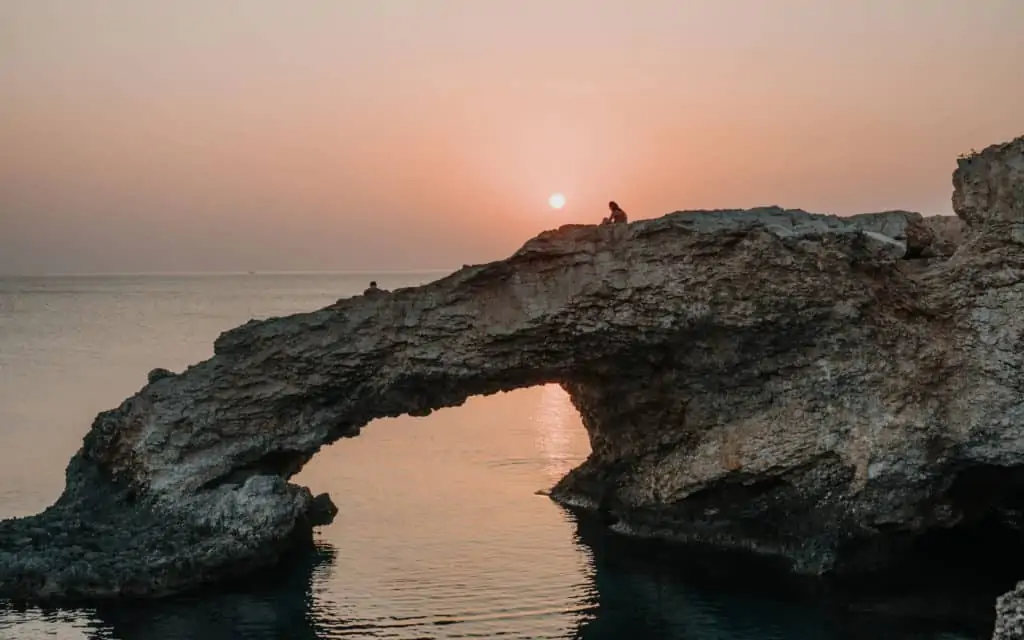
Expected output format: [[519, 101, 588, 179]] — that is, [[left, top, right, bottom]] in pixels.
[[0, 273, 987, 639]]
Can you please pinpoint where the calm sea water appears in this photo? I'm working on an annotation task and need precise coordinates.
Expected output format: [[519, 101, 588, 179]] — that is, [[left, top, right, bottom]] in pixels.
[[0, 273, 984, 639]]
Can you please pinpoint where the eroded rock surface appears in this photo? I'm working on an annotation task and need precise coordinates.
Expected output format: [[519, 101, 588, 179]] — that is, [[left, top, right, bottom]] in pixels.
[[1, 137, 1022, 621], [996, 582, 1024, 639]]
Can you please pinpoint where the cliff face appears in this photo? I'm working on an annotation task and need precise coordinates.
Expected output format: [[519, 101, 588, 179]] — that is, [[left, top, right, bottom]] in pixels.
[[2, 137, 1023, 617], [954, 137, 1024, 228], [960, 136, 1024, 639]]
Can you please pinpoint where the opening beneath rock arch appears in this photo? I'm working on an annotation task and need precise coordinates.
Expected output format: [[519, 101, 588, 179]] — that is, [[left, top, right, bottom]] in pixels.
[[295, 383, 592, 498], [291, 384, 600, 634]]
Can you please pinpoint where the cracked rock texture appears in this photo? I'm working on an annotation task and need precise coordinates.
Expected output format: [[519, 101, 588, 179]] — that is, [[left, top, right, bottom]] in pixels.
[[996, 582, 1024, 639], [3, 136, 1024, 637]]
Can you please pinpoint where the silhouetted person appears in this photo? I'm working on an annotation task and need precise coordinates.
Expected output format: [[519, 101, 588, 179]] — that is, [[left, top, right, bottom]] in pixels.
[[364, 280, 385, 296], [607, 201, 628, 224]]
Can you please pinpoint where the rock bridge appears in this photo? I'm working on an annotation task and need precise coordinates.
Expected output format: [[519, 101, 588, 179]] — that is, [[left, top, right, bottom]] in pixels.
[[2, 136, 1024, 621]]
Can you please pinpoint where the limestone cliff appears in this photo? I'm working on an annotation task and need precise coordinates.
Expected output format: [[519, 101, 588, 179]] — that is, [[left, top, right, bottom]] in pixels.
[[2, 137, 1024, 637], [962, 135, 1024, 639]]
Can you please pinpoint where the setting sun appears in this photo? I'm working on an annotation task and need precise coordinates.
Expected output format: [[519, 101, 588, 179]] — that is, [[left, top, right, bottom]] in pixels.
[[548, 193, 566, 209]]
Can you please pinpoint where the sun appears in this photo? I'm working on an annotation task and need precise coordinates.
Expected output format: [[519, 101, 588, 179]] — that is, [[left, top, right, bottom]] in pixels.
[[548, 193, 566, 209]]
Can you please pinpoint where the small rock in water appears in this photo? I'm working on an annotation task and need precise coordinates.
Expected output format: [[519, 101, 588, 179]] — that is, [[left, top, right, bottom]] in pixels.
[[307, 493, 339, 527]]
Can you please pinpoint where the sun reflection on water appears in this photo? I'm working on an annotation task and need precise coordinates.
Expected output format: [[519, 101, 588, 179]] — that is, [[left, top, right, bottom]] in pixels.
[[533, 384, 588, 483]]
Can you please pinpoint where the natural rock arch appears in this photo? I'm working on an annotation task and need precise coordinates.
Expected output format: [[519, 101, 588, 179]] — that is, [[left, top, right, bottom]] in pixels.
[[2, 136, 1024, 615]]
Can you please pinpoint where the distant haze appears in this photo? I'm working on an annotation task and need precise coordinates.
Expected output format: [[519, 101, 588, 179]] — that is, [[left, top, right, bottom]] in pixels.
[[2, 1, 1021, 275]]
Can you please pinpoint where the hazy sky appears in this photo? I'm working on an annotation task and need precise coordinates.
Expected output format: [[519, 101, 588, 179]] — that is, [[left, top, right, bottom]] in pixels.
[[2, 1, 1022, 274]]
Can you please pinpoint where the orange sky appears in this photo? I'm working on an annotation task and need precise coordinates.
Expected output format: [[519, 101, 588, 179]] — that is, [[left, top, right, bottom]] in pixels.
[[1, 1, 1022, 274]]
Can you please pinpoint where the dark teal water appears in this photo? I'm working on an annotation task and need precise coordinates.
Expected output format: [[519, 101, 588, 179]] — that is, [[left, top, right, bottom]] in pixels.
[[0, 274, 987, 639]]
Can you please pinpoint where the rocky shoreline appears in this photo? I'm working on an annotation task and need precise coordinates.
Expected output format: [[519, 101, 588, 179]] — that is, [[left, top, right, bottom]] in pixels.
[[2, 135, 1024, 637]]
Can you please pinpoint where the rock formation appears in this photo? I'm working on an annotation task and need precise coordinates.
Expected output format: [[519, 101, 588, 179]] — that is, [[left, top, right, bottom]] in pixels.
[[996, 583, 1024, 640], [2, 136, 1023, 635]]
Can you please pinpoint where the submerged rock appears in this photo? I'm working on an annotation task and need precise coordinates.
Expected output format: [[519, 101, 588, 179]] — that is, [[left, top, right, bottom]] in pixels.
[[1, 137, 1023, 628]]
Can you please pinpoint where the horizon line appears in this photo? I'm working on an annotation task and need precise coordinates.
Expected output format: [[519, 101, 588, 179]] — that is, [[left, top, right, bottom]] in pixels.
[[0, 268, 461, 278]]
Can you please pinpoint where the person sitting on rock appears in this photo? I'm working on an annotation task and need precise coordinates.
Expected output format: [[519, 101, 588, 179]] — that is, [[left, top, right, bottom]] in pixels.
[[364, 280, 385, 296], [607, 201, 628, 224]]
